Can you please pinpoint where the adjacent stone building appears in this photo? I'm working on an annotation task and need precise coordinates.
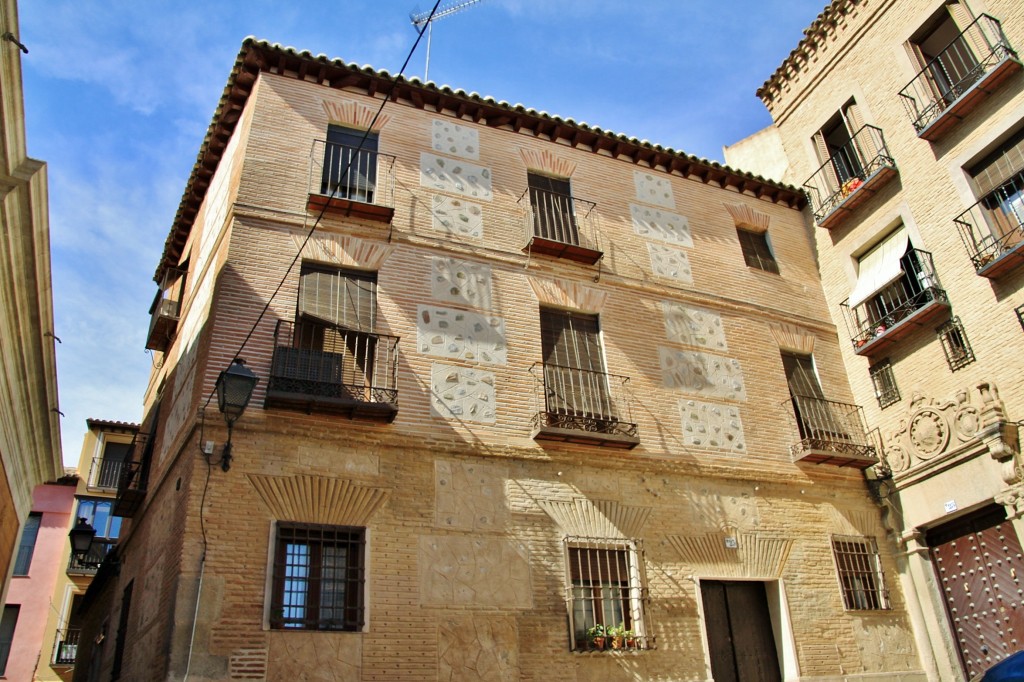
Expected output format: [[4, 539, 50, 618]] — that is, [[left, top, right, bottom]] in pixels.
[[73, 37, 933, 682], [729, 0, 1024, 679]]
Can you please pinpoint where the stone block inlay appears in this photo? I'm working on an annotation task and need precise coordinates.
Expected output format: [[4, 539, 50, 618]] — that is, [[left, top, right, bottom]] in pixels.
[[660, 348, 746, 401], [420, 153, 493, 200], [432, 257, 493, 310], [663, 302, 727, 351], [648, 243, 693, 283], [418, 306, 506, 364], [431, 195, 484, 239], [431, 363, 497, 423], [419, 535, 532, 607], [678, 399, 746, 452], [436, 460, 508, 531], [439, 615, 519, 681], [432, 119, 480, 159], [631, 204, 692, 246], [633, 171, 675, 208]]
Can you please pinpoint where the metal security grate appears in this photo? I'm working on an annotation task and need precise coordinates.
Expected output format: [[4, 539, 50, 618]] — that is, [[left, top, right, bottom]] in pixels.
[[869, 359, 901, 409], [831, 536, 890, 610], [937, 317, 976, 371]]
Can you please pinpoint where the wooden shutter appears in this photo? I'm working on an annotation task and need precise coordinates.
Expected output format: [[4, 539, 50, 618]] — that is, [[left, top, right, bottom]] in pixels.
[[812, 131, 840, 194], [299, 266, 377, 333], [844, 102, 880, 165], [540, 310, 609, 417], [781, 353, 824, 400], [947, 1, 990, 60], [970, 128, 1024, 197]]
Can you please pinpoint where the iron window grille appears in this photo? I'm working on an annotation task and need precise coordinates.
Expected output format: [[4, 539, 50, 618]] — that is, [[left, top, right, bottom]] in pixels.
[[869, 359, 901, 409], [271, 524, 365, 631], [1017, 304, 1024, 331], [737, 228, 780, 274], [564, 537, 652, 652], [831, 535, 891, 611], [937, 317, 975, 371]]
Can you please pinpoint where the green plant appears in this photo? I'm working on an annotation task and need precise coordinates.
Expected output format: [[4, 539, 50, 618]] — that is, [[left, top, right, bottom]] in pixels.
[[586, 623, 607, 640]]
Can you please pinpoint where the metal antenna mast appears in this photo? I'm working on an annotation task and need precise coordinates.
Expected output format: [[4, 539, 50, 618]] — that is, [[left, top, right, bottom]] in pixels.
[[410, 0, 484, 81]]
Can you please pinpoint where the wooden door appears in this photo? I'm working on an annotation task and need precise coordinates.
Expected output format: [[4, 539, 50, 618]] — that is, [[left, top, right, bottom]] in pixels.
[[701, 580, 782, 682], [929, 507, 1024, 679]]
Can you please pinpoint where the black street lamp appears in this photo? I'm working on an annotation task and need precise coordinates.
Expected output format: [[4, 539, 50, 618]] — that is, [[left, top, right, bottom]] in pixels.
[[214, 358, 259, 471]]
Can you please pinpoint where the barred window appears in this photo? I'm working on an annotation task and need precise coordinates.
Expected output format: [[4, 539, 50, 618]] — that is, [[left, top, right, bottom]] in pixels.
[[737, 228, 780, 274], [270, 524, 365, 631], [868, 359, 900, 409], [937, 317, 975, 371], [565, 538, 651, 651], [1017, 303, 1024, 332], [831, 536, 890, 610]]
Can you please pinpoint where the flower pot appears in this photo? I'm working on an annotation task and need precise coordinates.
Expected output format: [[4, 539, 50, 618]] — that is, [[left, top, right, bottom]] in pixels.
[[611, 636, 624, 649], [591, 636, 605, 650]]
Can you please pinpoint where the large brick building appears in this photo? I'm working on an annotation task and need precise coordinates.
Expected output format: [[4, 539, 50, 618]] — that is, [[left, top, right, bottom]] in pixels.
[[73, 34, 936, 682], [726, 0, 1024, 679]]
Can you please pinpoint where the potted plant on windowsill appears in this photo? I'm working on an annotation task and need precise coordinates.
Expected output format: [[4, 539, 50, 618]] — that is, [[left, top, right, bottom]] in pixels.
[[609, 623, 626, 649], [586, 624, 607, 651]]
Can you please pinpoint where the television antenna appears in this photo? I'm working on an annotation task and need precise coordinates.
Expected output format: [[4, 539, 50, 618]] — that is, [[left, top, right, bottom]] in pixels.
[[410, 0, 485, 82]]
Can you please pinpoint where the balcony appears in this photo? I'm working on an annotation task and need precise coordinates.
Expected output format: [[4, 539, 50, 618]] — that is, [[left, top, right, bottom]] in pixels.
[[954, 178, 1024, 279], [307, 139, 396, 223], [842, 249, 950, 357], [145, 267, 185, 352], [804, 125, 897, 230], [66, 539, 115, 576], [53, 628, 80, 666], [265, 320, 400, 421], [519, 189, 603, 264], [899, 14, 1021, 142], [87, 456, 125, 492], [113, 433, 149, 518], [529, 363, 639, 449], [785, 396, 878, 469]]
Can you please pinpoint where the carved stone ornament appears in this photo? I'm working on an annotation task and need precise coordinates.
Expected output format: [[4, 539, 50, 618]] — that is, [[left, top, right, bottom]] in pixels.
[[995, 484, 1024, 520], [886, 383, 1003, 474]]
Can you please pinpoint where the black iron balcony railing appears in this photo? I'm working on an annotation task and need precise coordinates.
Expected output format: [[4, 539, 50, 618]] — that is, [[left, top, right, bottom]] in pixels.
[[308, 139, 396, 222], [899, 14, 1021, 141], [67, 539, 116, 575], [113, 431, 149, 518], [53, 628, 81, 666], [145, 267, 185, 352], [954, 174, 1024, 279], [266, 319, 400, 421], [803, 125, 896, 229], [529, 363, 639, 448], [87, 456, 126, 491], [785, 395, 877, 468], [519, 189, 603, 264], [841, 249, 950, 356]]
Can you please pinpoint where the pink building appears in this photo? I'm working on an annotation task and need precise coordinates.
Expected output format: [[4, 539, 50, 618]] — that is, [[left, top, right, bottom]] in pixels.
[[2, 480, 77, 681]]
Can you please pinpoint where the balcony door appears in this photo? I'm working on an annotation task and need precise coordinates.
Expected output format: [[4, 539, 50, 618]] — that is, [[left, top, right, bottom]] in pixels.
[[540, 309, 610, 420], [970, 128, 1024, 247], [321, 125, 378, 202], [812, 102, 866, 191], [96, 440, 131, 489], [781, 352, 834, 442], [910, 2, 982, 105], [528, 172, 579, 245]]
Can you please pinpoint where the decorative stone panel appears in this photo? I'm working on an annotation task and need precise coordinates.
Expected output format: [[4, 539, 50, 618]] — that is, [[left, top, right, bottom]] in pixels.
[[435, 460, 508, 531], [630, 204, 692, 246], [321, 99, 389, 131], [438, 614, 519, 682], [247, 474, 389, 526], [419, 535, 532, 607], [518, 148, 576, 177], [431, 195, 484, 239], [667, 533, 792, 578], [679, 399, 746, 452], [418, 306, 506, 364], [648, 243, 693, 283], [660, 348, 747, 401], [267, 632, 361, 681], [663, 302, 728, 351], [527, 277, 607, 313], [633, 171, 676, 208], [768, 322, 815, 355], [724, 202, 771, 232], [538, 498, 652, 538], [430, 363, 497, 423], [420, 153, 493, 200], [829, 508, 882, 536], [431, 257, 493, 310], [431, 119, 479, 159], [291, 233, 393, 270]]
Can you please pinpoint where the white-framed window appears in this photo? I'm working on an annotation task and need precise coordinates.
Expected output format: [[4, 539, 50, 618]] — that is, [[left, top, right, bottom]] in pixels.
[[564, 537, 651, 651], [831, 535, 891, 611]]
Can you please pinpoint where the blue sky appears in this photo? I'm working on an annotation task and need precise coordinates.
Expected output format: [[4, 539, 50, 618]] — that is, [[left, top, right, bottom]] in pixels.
[[16, 0, 826, 464]]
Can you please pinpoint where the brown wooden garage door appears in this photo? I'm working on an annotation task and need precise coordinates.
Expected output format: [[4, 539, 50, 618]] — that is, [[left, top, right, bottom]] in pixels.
[[928, 505, 1024, 679]]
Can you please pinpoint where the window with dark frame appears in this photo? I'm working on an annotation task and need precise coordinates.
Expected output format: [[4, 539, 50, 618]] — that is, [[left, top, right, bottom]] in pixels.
[[566, 539, 649, 651], [270, 524, 366, 632], [321, 125, 379, 202], [0, 605, 18, 675], [869, 359, 901, 409], [539, 309, 612, 421], [831, 536, 890, 611], [527, 172, 579, 245], [908, 2, 984, 108], [937, 316, 975, 371], [13, 512, 41, 575], [737, 228, 780, 274], [967, 127, 1024, 261], [1017, 303, 1024, 331]]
